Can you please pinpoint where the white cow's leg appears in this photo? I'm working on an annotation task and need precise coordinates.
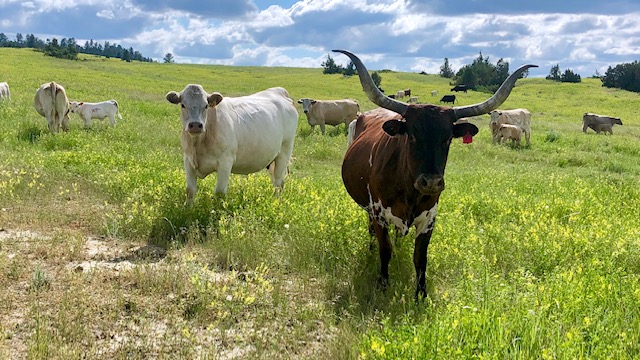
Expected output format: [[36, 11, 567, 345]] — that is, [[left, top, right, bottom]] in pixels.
[[61, 113, 70, 132], [46, 110, 56, 132], [184, 158, 198, 205], [320, 122, 326, 135], [525, 129, 530, 145], [214, 160, 233, 195], [271, 138, 295, 192], [84, 114, 92, 129], [109, 114, 116, 126]]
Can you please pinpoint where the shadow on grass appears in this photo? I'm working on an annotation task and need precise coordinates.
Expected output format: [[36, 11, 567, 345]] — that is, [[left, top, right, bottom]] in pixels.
[[146, 195, 230, 248]]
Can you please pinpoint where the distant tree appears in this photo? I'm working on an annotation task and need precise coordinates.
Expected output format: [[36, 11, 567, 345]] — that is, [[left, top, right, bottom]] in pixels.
[[546, 64, 561, 81], [1, 33, 153, 62], [371, 71, 382, 87], [122, 49, 131, 62], [560, 69, 581, 83], [546, 64, 581, 83], [493, 58, 509, 84], [321, 54, 344, 74], [439, 58, 454, 78], [343, 61, 356, 76], [450, 52, 511, 93], [601, 61, 640, 93], [163, 53, 175, 63]]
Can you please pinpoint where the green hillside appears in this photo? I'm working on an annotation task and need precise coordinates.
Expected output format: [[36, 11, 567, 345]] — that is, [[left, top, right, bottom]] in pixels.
[[1, 48, 639, 359]]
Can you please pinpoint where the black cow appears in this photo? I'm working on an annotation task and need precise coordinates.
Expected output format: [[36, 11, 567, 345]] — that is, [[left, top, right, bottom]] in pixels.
[[451, 85, 467, 93], [404, 89, 411, 97], [440, 94, 456, 104]]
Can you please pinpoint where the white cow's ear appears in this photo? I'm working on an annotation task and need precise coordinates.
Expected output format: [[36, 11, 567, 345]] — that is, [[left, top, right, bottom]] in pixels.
[[208, 92, 223, 106], [166, 91, 181, 104]]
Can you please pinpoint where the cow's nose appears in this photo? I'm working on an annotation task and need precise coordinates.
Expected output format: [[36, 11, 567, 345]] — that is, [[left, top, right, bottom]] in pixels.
[[187, 122, 204, 133], [303, 110, 309, 113], [414, 174, 445, 195]]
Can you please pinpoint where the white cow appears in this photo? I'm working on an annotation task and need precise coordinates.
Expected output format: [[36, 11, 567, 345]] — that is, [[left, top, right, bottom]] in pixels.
[[34, 81, 70, 133], [394, 90, 406, 99], [498, 123, 523, 146], [70, 100, 122, 128], [407, 96, 419, 104], [431, 90, 437, 97], [166, 85, 298, 203], [297, 98, 360, 134], [0, 82, 10, 100], [489, 108, 531, 145]]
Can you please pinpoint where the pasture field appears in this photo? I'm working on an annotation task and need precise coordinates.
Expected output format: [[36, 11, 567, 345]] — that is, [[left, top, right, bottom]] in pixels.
[[1, 47, 640, 359]]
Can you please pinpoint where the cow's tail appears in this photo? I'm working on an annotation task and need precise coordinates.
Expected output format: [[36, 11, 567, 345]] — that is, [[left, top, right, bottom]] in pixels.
[[113, 100, 123, 119]]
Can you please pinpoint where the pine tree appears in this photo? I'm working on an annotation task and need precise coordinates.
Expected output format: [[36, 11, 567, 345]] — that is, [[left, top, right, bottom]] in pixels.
[[439, 58, 454, 78]]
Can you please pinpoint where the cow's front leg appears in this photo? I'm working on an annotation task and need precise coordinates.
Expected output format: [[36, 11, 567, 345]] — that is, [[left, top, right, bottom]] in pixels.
[[372, 221, 391, 288], [214, 160, 233, 195], [413, 231, 432, 300], [184, 158, 198, 205], [320, 122, 326, 135]]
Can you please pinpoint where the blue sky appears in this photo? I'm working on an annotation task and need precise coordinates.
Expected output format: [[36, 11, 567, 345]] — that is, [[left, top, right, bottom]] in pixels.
[[2, 0, 640, 77]]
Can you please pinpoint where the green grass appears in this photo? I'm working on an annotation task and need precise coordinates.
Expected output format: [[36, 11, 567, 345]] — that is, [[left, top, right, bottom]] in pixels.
[[1, 48, 640, 359]]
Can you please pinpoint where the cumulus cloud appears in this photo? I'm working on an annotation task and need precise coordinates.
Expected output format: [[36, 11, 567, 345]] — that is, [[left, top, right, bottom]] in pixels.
[[1, 0, 640, 77]]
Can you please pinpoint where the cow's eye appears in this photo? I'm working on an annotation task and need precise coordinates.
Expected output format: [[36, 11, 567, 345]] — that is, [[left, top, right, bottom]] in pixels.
[[205, 105, 208, 109], [181, 104, 185, 109]]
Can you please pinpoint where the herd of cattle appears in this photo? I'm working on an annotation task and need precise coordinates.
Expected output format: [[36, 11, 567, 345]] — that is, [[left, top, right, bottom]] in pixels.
[[0, 50, 628, 299]]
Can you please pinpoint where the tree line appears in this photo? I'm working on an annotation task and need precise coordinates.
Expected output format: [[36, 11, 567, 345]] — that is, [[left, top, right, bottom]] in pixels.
[[0, 33, 154, 62]]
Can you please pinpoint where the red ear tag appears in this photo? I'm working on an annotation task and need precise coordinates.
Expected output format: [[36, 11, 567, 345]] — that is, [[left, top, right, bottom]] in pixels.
[[462, 132, 473, 144]]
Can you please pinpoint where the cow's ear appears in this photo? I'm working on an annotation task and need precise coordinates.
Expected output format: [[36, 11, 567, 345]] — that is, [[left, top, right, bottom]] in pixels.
[[311, 100, 317, 104], [452, 122, 479, 138], [382, 119, 408, 136], [79, 102, 83, 106], [166, 91, 181, 104], [297, 99, 303, 103], [208, 92, 223, 106]]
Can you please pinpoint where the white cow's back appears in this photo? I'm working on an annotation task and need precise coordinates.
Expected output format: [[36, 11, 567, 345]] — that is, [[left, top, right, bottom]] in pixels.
[[215, 88, 298, 174]]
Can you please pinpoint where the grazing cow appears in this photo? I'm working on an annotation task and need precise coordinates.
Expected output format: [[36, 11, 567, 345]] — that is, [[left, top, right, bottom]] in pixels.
[[297, 98, 360, 134], [0, 82, 10, 100], [498, 124, 523, 145], [34, 81, 70, 133], [582, 113, 623, 134], [395, 90, 406, 100], [431, 90, 438, 97], [388, 94, 396, 99], [489, 109, 531, 145], [404, 89, 411, 97], [451, 85, 468, 93], [166, 85, 297, 203], [70, 100, 122, 128], [440, 94, 456, 104], [378, 86, 385, 93], [407, 96, 419, 104], [334, 49, 535, 299]]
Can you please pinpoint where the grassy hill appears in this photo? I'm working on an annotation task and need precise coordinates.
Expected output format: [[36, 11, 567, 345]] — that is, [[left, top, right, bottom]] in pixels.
[[1, 48, 639, 358]]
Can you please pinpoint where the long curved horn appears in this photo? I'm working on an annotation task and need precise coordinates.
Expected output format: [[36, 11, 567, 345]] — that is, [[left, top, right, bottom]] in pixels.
[[332, 50, 409, 116], [453, 64, 538, 119]]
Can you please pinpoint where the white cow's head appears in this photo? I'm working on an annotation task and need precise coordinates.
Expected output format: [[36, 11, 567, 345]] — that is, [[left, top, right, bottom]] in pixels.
[[166, 84, 223, 134], [69, 101, 83, 114], [297, 98, 317, 114]]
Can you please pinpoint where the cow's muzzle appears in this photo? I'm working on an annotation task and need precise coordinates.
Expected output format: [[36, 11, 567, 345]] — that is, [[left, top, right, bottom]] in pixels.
[[414, 174, 445, 195], [187, 122, 204, 134], [303, 110, 309, 113]]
